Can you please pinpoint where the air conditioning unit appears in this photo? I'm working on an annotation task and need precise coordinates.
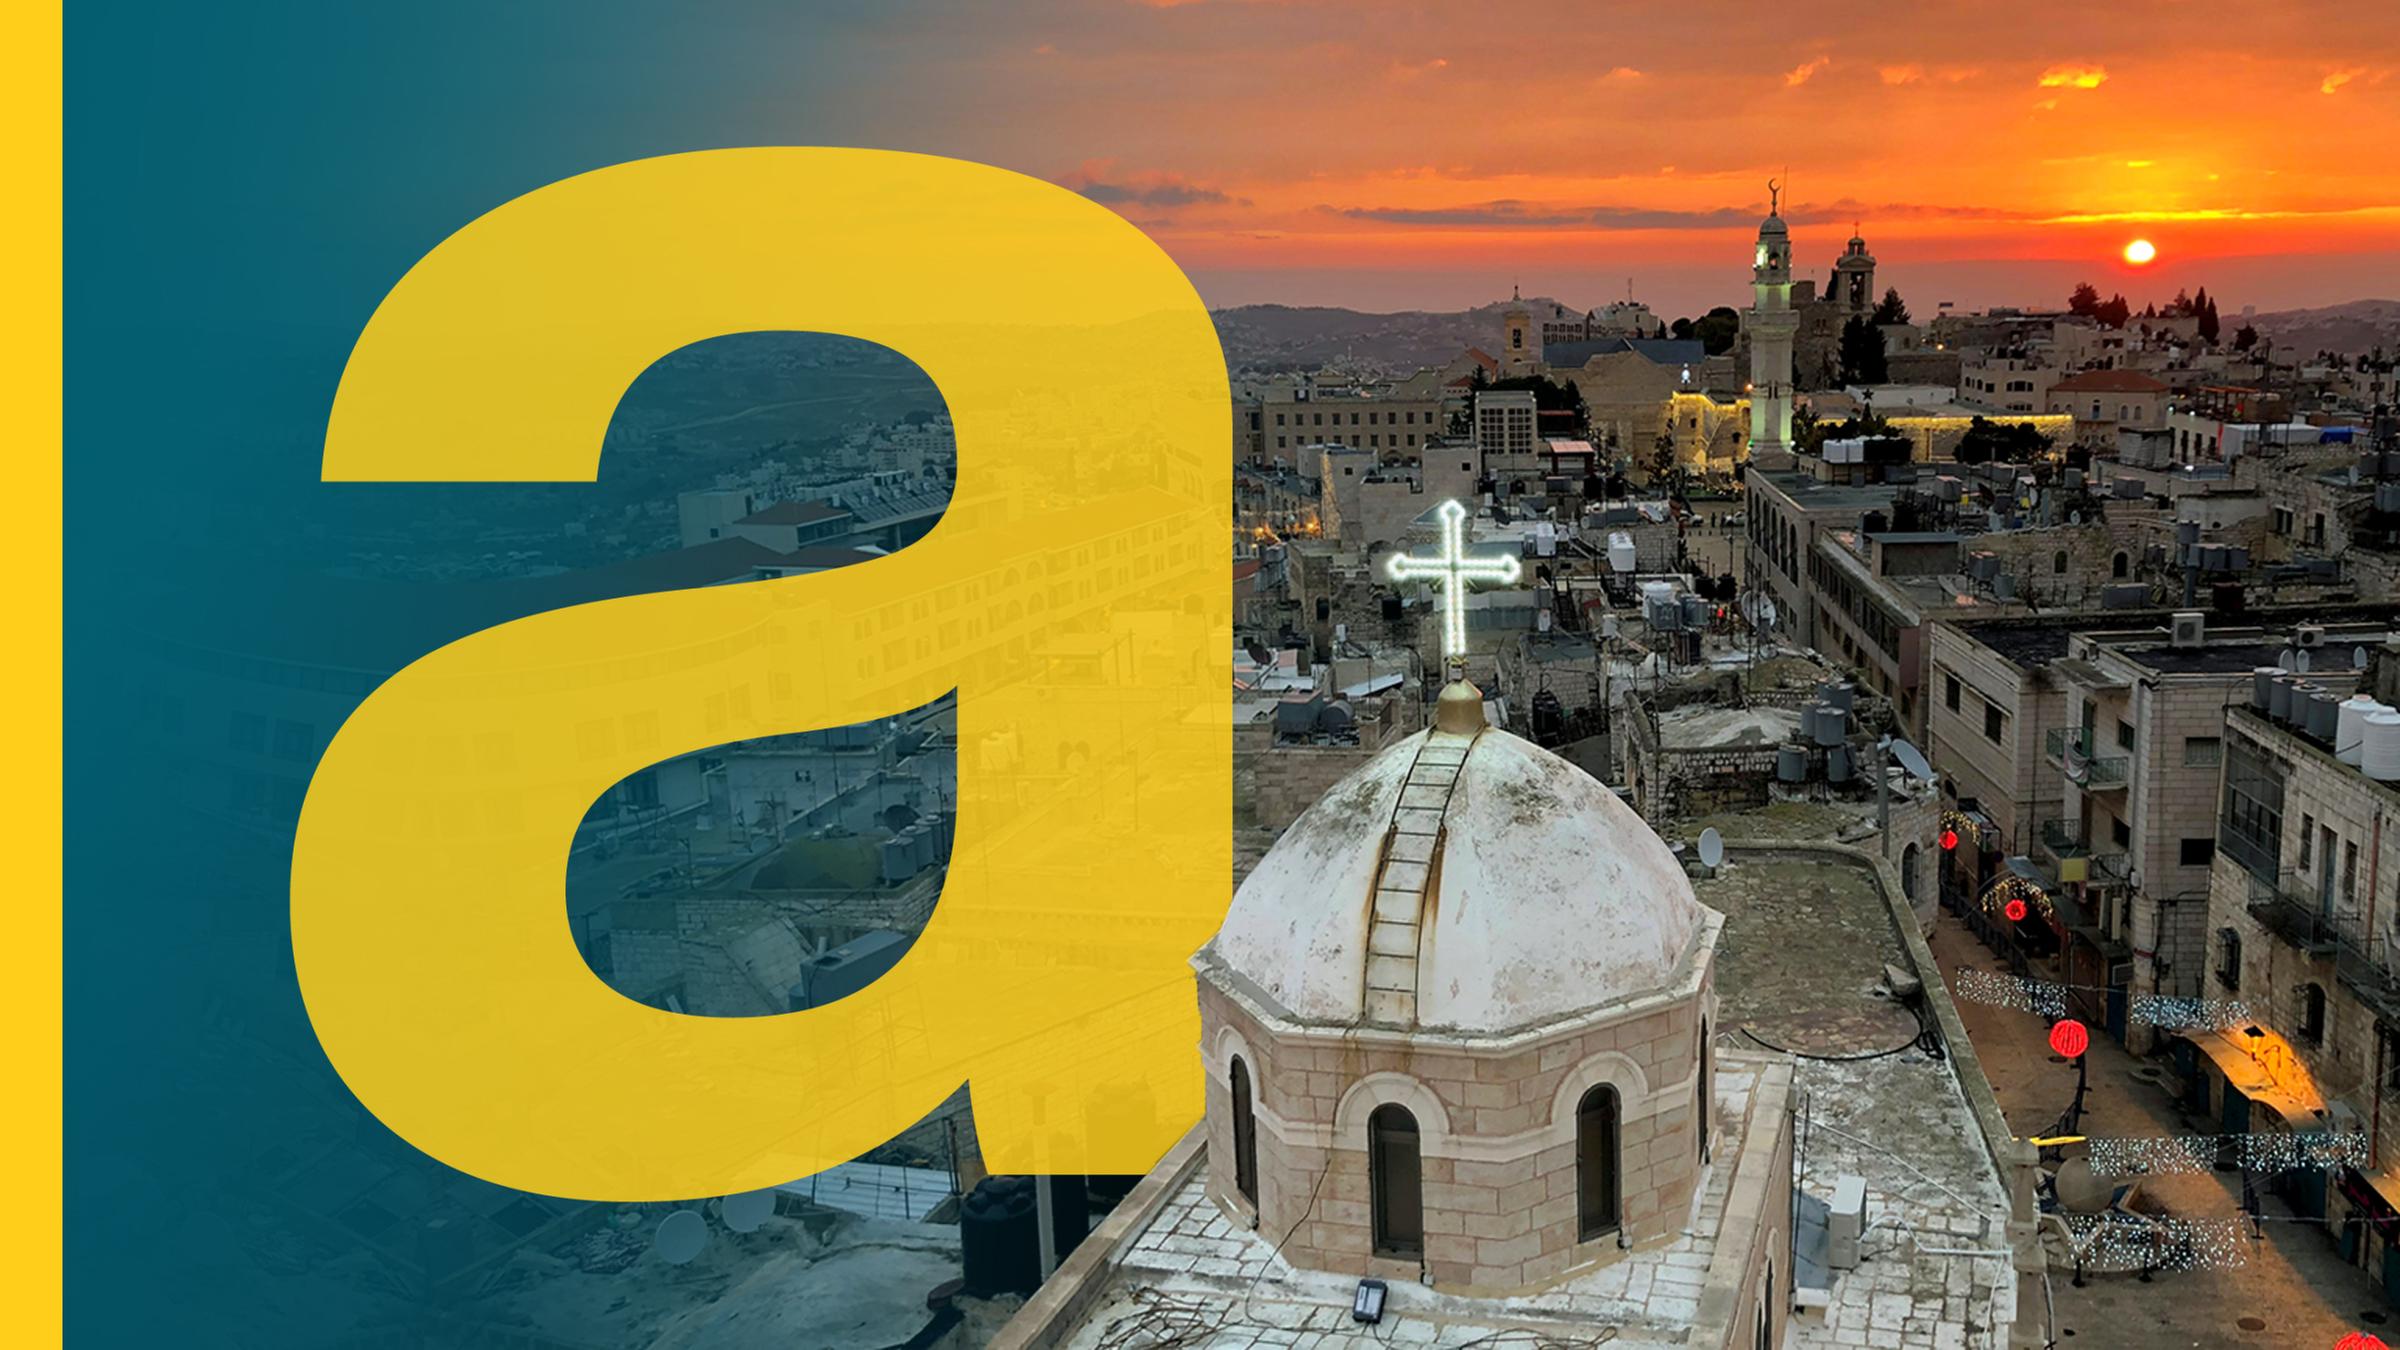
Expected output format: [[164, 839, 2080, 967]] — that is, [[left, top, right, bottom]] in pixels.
[[2296, 624, 2327, 649], [2170, 611, 2206, 648]]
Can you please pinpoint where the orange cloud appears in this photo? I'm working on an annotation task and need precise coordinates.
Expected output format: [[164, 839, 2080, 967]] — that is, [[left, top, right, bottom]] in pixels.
[[1784, 56, 1831, 87], [2037, 63, 2108, 89], [2323, 67, 2364, 94], [1880, 65, 1923, 85]]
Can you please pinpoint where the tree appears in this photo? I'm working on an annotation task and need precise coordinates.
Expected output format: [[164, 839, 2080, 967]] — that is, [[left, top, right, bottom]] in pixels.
[[1838, 316, 1889, 385], [1647, 429, 1679, 485], [1871, 286, 1911, 325], [1484, 372, 1589, 434], [2069, 282, 2101, 316], [2198, 292, 2222, 344], [2095, 293, 2132, 329], [1691, 305, 1742, 356], [1799, 410, 1894, 454], [2233, 323, 2260, 352], [1955, 416, 2053, 466]]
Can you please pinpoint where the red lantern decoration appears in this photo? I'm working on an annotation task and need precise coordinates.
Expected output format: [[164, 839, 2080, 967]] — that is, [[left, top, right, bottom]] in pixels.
[[1940, 828, 1960, 851], [2337, 1334, 2390, 1350], [2004, 897, 2029, 923], [2049, 1019, 2090, 1059]]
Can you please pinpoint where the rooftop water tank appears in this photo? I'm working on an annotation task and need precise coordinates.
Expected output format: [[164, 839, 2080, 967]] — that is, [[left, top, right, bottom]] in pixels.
[[1608, 531, 1637, 574], [2267, 676, 2295, 723], [2254, 666, 2283, 712], [1826, 745, 1854, 783], [1776, 744, 1808, 783], [2306, 691, 2340, 742], [2283, 681, 2320, 725], [2339, 696, 2391, 766], [959, 1177, 1042, 1297], [2364, 712, 2400, 782]]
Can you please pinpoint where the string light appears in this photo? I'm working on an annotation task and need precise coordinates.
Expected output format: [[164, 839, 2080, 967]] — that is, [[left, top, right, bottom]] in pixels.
[[2062, 1212, 2254, 1274], [1939, 808, 1986, 851], [2084, 1129, 2367, 1177], [1980, 874, 2054, 922], [2128, 992, 2255, 1032], [1951, 969, 2252, 1031], [1954, 968, 2068, 1019]]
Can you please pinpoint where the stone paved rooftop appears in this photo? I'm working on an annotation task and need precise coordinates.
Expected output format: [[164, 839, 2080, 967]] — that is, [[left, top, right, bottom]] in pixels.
[[1060, 1056, 1777, 1349], [1694, 853, 2015, 1348]]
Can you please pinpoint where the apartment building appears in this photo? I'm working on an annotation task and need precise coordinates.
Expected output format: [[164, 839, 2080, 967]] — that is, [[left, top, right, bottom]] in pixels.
[[2205, 653, 2400, 1287]]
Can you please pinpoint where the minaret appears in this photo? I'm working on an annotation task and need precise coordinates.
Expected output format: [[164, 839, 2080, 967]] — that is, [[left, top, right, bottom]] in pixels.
[[1747, 182, 1798, 458], [1501, 283, 1539, 377]]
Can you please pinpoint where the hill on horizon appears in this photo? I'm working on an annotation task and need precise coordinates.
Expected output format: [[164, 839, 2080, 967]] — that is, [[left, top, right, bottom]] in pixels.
[[1212, 295, 2400, 374]]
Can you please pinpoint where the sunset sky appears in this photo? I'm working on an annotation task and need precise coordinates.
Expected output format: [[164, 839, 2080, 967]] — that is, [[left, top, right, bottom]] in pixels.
[[779, 0, 2400, 316]]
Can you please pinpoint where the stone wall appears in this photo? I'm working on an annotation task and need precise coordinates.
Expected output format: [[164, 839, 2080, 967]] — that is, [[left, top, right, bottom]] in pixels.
[[1197, 963, 1716, 1294]]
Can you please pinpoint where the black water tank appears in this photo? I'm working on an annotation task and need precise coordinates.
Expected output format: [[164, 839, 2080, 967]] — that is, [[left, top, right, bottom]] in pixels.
[[960, 1177, 1041, 1297]]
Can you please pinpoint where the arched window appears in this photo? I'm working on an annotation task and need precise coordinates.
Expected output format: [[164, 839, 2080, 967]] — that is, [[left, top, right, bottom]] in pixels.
[[1368, 1104, 1423, 1257], [1900, 843, 1921, 901], [2052, 549, 2069, 575], [1755, 1258, 1776, 1349], [1229, 1057, 1259, 1205], [1576, 1085, 1621, 1240], [2112, 551, 2130, 579], [1698, 1020, 1713, 1165]]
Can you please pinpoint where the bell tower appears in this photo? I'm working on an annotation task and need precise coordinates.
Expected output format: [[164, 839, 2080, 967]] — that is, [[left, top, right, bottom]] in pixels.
[[1501, 284, 1539, 377], [1832, 226, 1877, 315]]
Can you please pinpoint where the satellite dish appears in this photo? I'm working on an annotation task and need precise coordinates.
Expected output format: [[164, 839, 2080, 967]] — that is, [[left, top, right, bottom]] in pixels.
[[654, 1209, 708, 1265], [2278, 650, 2297, 672], [1890, 739, 1936, 783], [2069, 510, 2084, 526], [2358, 646, 2372, 670], [721, 1189, 775, 1234], [1697, 828, 1724, 869]]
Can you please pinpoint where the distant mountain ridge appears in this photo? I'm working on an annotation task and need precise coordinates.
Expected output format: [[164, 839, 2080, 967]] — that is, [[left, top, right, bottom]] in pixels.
[[1212, 297, 1568, 376], [1213, 295, 2400, 374], [2248, 299, 2400, 357]]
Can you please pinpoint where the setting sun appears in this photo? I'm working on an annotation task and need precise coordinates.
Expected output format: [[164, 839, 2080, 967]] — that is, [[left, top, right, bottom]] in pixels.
[[2123, 237, 2158, 265]]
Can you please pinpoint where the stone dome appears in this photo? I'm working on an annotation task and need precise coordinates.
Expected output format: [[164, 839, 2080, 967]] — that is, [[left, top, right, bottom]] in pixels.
[[1202, 698, 1708, 1035]]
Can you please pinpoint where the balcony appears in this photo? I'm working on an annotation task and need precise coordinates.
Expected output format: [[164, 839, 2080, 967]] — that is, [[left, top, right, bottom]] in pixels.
[[2033, 816, 2130, 887], [2244, 870, 2400, 1023], [2044, 727, 2128, 791]]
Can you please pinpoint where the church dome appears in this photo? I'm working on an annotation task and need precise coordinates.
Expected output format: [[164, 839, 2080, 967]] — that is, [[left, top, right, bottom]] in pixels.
[[1202, 699, 1708, 1035]]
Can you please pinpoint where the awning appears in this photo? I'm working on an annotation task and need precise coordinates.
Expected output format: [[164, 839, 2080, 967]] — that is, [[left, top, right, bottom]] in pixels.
[[2183, 1026, 2328, 1125]]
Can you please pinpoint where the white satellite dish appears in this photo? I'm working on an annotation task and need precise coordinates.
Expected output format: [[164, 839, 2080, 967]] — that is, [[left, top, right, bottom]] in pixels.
[[654, 1209, 709, 1265], [1889, 739, 1936, 783], [2278, 650, 2297, 672], [2357, 646, 2372, 670], [1697, 828, 1724, 870], [721, 1189, 775, 1234], [2069, 510, 2084, 526]]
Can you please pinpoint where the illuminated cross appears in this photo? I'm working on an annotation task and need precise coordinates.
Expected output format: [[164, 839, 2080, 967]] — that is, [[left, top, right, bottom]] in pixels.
[[1384, 499, 1522, 668]]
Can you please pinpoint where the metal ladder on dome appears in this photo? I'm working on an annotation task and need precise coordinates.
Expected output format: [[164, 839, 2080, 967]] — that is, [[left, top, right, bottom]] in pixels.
[[1359, 725, 1479, 1026]]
